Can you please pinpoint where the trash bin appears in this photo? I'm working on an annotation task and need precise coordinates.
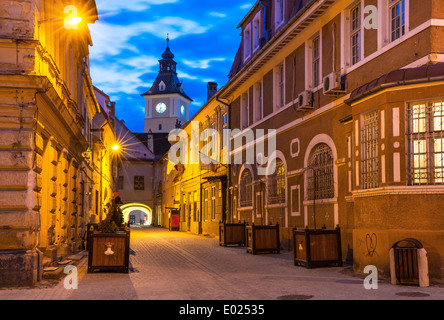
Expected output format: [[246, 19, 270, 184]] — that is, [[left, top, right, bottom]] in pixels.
[[390, 238, 429, 287]]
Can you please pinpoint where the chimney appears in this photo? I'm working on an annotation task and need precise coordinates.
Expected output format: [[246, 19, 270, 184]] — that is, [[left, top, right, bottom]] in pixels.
[[207, 82, 218, 101], [109, 102, 116, 116]]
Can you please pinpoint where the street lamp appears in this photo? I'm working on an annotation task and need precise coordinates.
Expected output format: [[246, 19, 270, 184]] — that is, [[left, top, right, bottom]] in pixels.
[[38, 5, 82, 29], [112, 144, 120, 152]]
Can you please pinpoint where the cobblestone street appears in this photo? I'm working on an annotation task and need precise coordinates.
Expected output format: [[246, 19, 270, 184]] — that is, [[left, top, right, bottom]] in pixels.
[[0, 226, 443, 301]]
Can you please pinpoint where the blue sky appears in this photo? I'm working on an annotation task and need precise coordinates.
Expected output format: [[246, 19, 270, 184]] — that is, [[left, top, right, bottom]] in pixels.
[[89, 0, 254, 133]]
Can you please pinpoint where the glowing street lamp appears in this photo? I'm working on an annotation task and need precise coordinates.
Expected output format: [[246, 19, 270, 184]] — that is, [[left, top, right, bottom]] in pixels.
[[112, 144, 121, 152], [38, 5, 83, 29], [67, 16, 82, 26]]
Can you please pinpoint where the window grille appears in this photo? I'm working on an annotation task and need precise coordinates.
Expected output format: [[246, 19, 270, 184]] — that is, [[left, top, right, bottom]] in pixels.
[[362, 111, 379, 189], [267, 158, 286, 204], [407, 101, 444, 185], [134, 176, 145, 191], [307, 144, 334, 200], [239, 170, 253, 207]]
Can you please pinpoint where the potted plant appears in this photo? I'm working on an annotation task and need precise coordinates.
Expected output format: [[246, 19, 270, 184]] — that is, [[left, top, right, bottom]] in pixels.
[[87, 199, 130, 273]]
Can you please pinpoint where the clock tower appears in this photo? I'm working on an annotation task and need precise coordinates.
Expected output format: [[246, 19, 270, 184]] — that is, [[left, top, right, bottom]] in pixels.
[[142, 37, 193, 133]]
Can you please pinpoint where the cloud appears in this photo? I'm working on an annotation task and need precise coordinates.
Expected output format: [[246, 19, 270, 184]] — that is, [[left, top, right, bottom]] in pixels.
[[96, 0, 180, 13], [209, 12, 227, 18], [90, 17, 210, 59], [240, 4, 253, 10], [90, 64, 145, 95], [181, 58, 226, 69]]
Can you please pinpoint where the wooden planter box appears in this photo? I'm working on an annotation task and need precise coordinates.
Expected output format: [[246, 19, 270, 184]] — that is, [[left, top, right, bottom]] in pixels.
[[293, 227, 342, 268], [88, 228, 130, 273], [219, 221, 246, 247], [246, 224, 280, 254]]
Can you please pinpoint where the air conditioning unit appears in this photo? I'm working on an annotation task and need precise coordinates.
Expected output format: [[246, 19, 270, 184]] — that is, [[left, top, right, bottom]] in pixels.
[[297, 91, 313, 110], [323, 72, 344, 94]]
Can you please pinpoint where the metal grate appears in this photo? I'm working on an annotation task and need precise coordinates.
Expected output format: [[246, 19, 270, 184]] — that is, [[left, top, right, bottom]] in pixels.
[[267, 158, 286, 204], [362, 111, 379, 189], [307, 144, 334, 200], [407, 101, 444, 185], [239, 170, 253, 207]]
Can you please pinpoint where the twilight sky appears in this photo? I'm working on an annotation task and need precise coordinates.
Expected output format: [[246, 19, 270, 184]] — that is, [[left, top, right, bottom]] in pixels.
[[89, 0, 253, 133]]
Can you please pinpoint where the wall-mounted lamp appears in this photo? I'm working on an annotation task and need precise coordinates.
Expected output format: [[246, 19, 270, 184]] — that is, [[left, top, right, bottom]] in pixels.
[[38, 5, 82, 29]]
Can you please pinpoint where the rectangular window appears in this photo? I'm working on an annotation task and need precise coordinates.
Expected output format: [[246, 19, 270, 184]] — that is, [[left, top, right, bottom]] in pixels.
[[254, 81, 263, 121], [204, 188, 208, 221], [312, 36, 320, 88], [256, 192, 263, 217], [407, 101, 444, 185], [390, 0, 406, 42], [134, 176, 145, 191], [275, 0, 285, 27], [211, 186, 216, 220], [222, 113, 228, 129], [242, 92, 249, 129], [253, 15, 261, 51], [275, 64, 285, 110], [244, 26, 251, 60], [361, 111, 379, 189], [118, 176, 124, 190], [350, 4, 361, 66]]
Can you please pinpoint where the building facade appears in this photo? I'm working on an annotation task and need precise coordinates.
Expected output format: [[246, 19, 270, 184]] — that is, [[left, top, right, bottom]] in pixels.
[[0, 0, 117, 287], [159, 0, 444, 284]]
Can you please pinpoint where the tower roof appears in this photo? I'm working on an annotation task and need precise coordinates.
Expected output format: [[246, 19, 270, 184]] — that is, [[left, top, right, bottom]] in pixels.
[[161, 37, 175, 60], [141, 38, 193, 102]]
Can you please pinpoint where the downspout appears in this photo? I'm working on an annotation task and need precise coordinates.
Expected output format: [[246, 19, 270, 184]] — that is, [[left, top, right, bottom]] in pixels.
[[216, 95, 231, 223]]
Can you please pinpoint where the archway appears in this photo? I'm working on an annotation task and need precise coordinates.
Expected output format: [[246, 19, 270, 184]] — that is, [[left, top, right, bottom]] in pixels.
[[120, 203, 153, 226]]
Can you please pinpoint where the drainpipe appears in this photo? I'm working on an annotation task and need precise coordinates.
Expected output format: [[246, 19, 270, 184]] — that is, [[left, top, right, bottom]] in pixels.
[[216, 95, 231, 223]]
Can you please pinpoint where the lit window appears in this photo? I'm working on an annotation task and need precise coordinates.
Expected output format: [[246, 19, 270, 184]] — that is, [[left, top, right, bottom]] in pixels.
[[362, 111, 379, 189], [267, 158, 286, 204], [407, 101, 444, 185], [211, 186, 216, 220], [204, 188, 208, 221]]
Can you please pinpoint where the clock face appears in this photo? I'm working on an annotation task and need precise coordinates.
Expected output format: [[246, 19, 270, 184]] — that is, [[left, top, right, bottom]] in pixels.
[[181, 105, 185, 116], [156, 102, 167, 114]]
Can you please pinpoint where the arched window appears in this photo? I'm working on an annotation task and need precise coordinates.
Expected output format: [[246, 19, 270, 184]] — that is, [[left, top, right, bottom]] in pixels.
[[307, 144, 334, 200], [239, 170, 253, 207], [267, 158, 286, 204]]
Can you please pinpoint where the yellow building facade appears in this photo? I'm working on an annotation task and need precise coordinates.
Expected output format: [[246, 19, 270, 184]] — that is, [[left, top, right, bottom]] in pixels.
[[0, 0, 115, 287]]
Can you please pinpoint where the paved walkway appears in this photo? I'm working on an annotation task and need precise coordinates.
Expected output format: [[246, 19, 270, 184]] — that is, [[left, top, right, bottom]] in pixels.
[[0, 226, 443, 300]]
